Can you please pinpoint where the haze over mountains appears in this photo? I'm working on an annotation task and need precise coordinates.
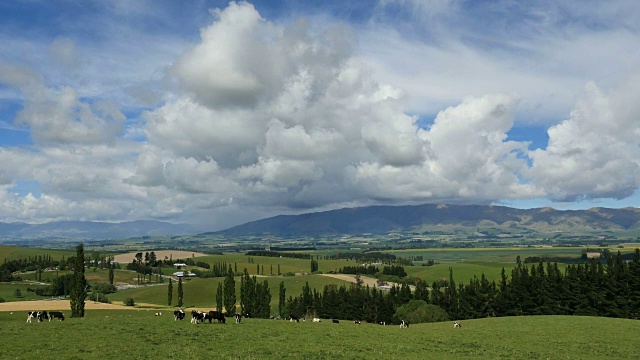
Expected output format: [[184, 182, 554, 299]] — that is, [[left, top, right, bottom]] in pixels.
[[2, 204, 640, 241]]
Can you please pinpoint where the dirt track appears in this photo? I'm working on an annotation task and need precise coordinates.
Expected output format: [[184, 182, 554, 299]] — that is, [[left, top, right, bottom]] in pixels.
[[113, 250, 209, 264]]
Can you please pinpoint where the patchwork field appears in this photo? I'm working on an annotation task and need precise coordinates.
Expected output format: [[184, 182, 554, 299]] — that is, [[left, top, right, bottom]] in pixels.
[[0, 311, 638, 359]]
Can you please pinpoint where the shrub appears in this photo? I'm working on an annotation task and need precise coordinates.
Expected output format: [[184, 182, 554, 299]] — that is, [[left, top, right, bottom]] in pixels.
[[92, 283, 117, 294], [124, 298, 135, 306], [393, 300, 449, 324], [0, 296, 5, 303]]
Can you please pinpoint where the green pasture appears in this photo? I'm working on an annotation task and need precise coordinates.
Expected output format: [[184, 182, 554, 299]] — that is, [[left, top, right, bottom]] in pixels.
[[0, 311, 638, 359], [0, 283, 50, 302], [190, 254, 354, 275], [17, 268, 142, 286], [109, 274, 351, 310], [388, 247, 590, 262], [0, 245, 75, 261]]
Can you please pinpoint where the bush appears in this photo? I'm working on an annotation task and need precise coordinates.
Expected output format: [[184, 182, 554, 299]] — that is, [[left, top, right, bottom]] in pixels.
[[93, 293, 111, 304], [124, 298, 135, 306], [0, 297, 5, 303], [393, 300, 449, 324], [92, 282, 117, 294]]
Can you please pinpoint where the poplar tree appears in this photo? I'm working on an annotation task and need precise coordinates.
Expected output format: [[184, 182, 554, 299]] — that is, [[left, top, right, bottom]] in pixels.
[[223, 265, 236, 315], [168, 278, 173, 306], [177, 277, 183, 308], [279, 281, 286, 318], [216, 283, 223, 312], [70, 243, 87, 318]]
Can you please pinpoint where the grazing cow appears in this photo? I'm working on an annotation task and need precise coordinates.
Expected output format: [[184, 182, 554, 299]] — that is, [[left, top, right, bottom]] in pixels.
[[332, 319, 340, 324], [353, 320, 361, 325], [312, 318, 321, 323], [48, 311, 65, 321], [207, 311, 226, 324], [400, 320, 409, 328], [235, 313, 242, 324], [191, 310, 205, 324], [288, 314, 300, 323], [27, 311, 39, 323], [379, 321, 386, 326], [174, 309, 186, 321], [154, 312, 162, 316], [453, 321, 461, 328], [37, 311, 49, 322]]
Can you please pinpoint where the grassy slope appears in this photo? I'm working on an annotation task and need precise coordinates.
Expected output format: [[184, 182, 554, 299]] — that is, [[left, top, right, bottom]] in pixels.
[[0, 245, 75, 261], [0, 312, 638, 359]]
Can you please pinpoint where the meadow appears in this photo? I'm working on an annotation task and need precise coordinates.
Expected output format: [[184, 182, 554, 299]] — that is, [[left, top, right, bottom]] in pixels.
[[0, 245, 74, 261], [0, 311, 638, 359]]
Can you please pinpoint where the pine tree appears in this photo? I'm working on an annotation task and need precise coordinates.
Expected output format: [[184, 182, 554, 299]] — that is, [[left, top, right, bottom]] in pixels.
[[167, 278, 173, 306], [70, 243, 87, 318], [216, 283, 223, 312], [177, 277, 183, 308], [279, 281, 286, 318], [224, 265, 236, 315]]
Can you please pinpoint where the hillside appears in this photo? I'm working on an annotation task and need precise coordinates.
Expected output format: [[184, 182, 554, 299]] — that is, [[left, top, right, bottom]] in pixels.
[[212, 204, 640, 237]]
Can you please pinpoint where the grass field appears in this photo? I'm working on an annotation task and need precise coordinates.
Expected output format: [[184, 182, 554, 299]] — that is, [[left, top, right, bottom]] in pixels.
[[0, 283, 50, 302], [0, 245, 75, 261], [0, 311, 638, 359], [387, 247, 591, 262]]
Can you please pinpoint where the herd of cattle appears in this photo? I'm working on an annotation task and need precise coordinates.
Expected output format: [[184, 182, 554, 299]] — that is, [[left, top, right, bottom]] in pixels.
[[26, 311, 64, 323], [25, 309, 462, 329]]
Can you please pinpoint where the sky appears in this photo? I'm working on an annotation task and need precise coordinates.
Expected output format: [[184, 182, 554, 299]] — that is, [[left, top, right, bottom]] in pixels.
[[1, 0, 640, 230]]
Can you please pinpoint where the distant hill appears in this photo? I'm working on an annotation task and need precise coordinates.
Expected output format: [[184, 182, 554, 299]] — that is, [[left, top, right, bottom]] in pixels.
[[211, 204, 640, 237], [0, 220, 197, 241]]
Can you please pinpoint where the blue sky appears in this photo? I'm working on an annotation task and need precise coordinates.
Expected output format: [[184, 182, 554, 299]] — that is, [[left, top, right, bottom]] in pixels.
[[1, 0, 640, 229]]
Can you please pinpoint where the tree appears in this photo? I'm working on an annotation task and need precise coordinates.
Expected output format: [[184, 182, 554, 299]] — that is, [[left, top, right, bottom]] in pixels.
[[223, 265, 236, 315], [108, 262, 114, 285], [216, 283, 223, 312], [70, 243, 87, 318], [279, 281, 286, 318], [394, 300, 449, 324], [168, 278, 173, 306], [311, 259, 319, 273], [134, 252, 143, 285], [177, 277, 183, 308]]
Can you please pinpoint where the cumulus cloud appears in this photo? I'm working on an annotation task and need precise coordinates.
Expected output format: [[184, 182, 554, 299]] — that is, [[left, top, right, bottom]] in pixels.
[[529, 76, 640, 200]]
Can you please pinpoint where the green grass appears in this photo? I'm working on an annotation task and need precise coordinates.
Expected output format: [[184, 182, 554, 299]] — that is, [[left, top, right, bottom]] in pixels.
[[0, 311, 638, 359], [109, 274, 351, 310], [0, 283, 50, 302], [191, 254, 354, 275], [388, 247, 591, 262], [0, 245, 75, 261]]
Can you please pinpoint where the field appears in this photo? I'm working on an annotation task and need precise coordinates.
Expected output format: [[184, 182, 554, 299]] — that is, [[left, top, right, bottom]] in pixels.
[[0, 311, 638, 359], [0, 245, 75, 261], [387, 247, 592, 262]]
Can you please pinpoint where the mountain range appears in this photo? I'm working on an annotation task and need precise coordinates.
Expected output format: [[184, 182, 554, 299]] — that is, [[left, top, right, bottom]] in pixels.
[[2, 204, 640, 241]]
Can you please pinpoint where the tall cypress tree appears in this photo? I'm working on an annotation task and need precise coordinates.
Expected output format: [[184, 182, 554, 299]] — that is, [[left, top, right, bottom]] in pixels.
[[279, 281, 286, 318], [70, 243, 87, 318], [224, 265, 236, 315], [108, 262, 114, 285], [216, 283, 223, 312], [167, 278, 173, 306], [177, 277, 183, 308]]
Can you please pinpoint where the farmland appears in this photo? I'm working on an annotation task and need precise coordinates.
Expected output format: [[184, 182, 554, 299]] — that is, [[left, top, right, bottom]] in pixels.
[[0, 311, 638, 359]]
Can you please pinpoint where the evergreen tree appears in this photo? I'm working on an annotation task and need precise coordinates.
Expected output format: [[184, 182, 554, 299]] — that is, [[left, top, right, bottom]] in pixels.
[[70, 243, 87, 318], [177, 277, 183, 308], [108, 262, 114, 285], [216, 283, 223, 312], [224, 265, 236, 315], [167, 278, 173, 306], [279, 281, 286, 318]]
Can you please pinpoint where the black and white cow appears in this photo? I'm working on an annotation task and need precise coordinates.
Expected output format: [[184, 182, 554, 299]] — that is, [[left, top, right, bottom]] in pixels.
[[235, 313, 242, 324], [191, 310, 205, 324], [154, 312, 162, 316], [332, 319, 340, 324], [206, 311, 226, 324], [288, 313, 300, 323], [48, 311, 65, 321], [174, 309, 186, 321], [27, 311, 39, 323], [353, 320, 361, 325], [400, 320, 409, 328], [453, 321, 461, 328], [37, 311, 49, 322]]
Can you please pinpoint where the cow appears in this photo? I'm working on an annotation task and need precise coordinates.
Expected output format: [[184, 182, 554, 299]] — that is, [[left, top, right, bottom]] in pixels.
[[235, 313, 242, 324], [191, 310, 205, 324], [400, 320, 409, 328], [453, 321, 461, 328], [312, 318, 321, 323], [353, 320, 361, 325], [174, 309, 186, 321], [379, 321, 386, 326], [48, 311, 65, 321], [288, 313, 300, 323], [207, 311, 226, 324], [332, 319, 339, 324], [154, 312, 162, 316], [27, 311, 39, 323], [37, 311, 49, 322]]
